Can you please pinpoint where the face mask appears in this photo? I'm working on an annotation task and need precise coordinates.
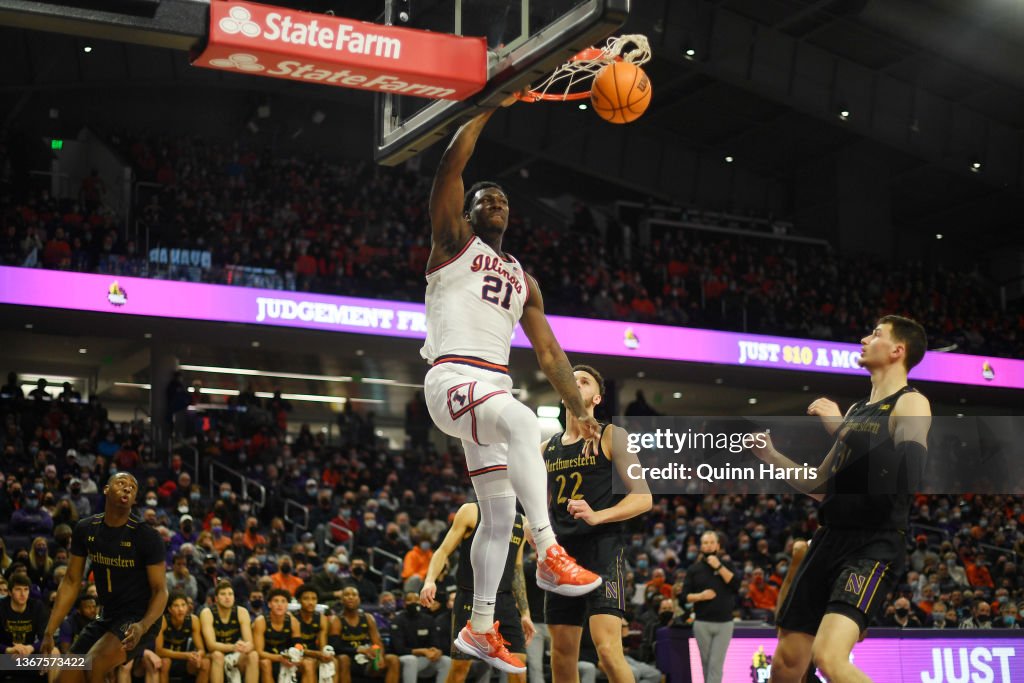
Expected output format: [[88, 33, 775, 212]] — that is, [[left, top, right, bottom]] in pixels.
[[1004, 616, 1016, 626], [190, 492, 201, 502], [340, 509, 351, 518], [978, 615, 991, 624], [247, 566, 260, 577], [352, 567, 365, 578], [145, 497, 157, 507], [305, 542, 316, 552], [636, 560, 648, 570], [205, 566, 217, 575], [387, 532, 398, 541], [752, 531, 764, 540], [659, 612, 673, 624], [34, 483, 44, 493], [933, 617, 945, 627], [894, 608, 909, 618], [280, 564, 292, 575], [695, 525, 705, 535], [27, 500, 39, 509], [35, 547, 47, 556], [997, 596, 1007, 605], [250, 599, 263, 611], [306, 487, 318, 496], [739, 542, 750, 551], [213, 527, 223, 535], [182, 523, 193, 534], [178, 506, 189, 515], [239, 504, 251, 514], [71, 487, 81, 496], [632, 539, 642, 548], [256, 555, 267, 563], [420, 542, 430, 550], [777, 565, 788, 577], [365, 520, 377, 529], [406, 604, 420, 615], [326, 563, 340, 575], [686, 552, 697, 561]]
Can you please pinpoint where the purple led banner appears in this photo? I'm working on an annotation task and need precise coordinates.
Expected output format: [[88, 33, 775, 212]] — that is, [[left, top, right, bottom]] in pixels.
[[688, 633, 1023, 682], [1, 266, 1021, 389]]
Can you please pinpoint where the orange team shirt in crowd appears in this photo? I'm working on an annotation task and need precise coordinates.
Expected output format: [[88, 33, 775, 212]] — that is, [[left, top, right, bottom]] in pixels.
[[401, 546, 432, 581]]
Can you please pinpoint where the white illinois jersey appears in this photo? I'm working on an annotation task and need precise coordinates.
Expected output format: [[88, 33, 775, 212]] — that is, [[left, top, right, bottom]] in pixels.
[[421, 235, 530, 367]]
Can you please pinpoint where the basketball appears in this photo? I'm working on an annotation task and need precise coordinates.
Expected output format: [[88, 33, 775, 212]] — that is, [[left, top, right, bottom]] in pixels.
[[590, 61, 652, 124]]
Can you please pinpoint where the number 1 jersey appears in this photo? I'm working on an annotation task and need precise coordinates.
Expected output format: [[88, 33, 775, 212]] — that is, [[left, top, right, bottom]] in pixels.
[[71, 513, 165, 619], [421, 236, 529, 366]]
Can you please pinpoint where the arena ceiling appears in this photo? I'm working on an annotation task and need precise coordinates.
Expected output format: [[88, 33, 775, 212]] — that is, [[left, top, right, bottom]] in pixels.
[[0, 0, 1022, 257]]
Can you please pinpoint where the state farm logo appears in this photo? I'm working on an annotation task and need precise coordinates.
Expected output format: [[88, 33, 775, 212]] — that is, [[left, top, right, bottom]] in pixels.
[[208, 53, 264, 72], [219, 6, 260, 37], [213, 4, 402, 59]]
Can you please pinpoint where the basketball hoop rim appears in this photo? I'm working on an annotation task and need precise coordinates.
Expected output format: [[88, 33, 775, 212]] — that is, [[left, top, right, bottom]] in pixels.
[[513, 33, 650, 104]]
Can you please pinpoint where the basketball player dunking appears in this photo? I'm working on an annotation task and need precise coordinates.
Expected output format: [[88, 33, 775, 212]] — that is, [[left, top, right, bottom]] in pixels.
[[752, 315, 932, 683], [422, 104, 603, 672]]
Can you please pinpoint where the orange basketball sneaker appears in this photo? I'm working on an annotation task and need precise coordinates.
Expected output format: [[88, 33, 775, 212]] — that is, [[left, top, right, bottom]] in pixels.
[[454, 621, 526, 673], [536, 544, 603, 596]]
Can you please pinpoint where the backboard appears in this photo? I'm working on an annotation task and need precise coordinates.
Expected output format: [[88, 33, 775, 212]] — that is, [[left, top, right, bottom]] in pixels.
[[375, 0, 628, 165]]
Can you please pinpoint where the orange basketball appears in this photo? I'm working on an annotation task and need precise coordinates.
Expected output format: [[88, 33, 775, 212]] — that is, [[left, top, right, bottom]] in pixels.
[[590, 61, 652, 124]]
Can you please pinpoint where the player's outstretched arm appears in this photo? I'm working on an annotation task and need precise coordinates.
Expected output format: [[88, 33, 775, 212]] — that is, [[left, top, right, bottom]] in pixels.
[[428, 111, 497, 256], [520, 274, 599, 440], [604, 426, 653, 521], [40, 553, 85, 654], [421, 503, 475, 606], [750, 434, 832, 500]]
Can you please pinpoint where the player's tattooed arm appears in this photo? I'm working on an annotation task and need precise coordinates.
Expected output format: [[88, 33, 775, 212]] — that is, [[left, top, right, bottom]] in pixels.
[[520, 274, 588, 419]]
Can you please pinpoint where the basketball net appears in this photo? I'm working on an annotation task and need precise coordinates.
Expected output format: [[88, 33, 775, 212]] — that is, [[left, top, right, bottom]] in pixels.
[[515, 34, 652, 102]]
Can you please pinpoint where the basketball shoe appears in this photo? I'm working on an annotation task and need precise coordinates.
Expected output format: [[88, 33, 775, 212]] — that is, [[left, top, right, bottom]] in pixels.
[[455, 622, 526, 673], [536, 544, 603, 596]]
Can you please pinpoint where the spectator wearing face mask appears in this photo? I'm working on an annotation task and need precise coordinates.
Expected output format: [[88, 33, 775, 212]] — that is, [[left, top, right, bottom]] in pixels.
[[965, 552, 995, 589], [356, 511, 384, 549], [10, 489, 53, 535], [930, 601, 952, 628], [63, 478, 91, 518], [330, 503, 360, 545], [343, 558, 380, 605], [242, 515, 267, 551], [170, 514, 198, 556], [401, 534, 433, 594], [884, 597, 922, 628], [209, 516, 232, 553], [960, 601, 993, 629], [311, 555, 348, 604], [271, 554, 303, 594], [233, 556, 265, 607]]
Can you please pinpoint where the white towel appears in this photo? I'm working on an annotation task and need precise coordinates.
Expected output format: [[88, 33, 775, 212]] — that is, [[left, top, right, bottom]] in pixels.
[[224, 651, 242, 683], [319, 645, 337, 683], [277, 646, 303, 683]]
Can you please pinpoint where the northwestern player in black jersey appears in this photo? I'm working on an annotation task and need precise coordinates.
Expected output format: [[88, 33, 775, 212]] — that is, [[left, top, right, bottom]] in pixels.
[[42, 471, 169, 683], [200, 580, 259, 683], [252, 589, 301, 683], [420, 502, 533, 680], [751, 315, 931, 683], [295, 584, 332, 679], [541, 365, 652, 683], [328, 587, 400, 683], [155, 592, 210, 683]]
